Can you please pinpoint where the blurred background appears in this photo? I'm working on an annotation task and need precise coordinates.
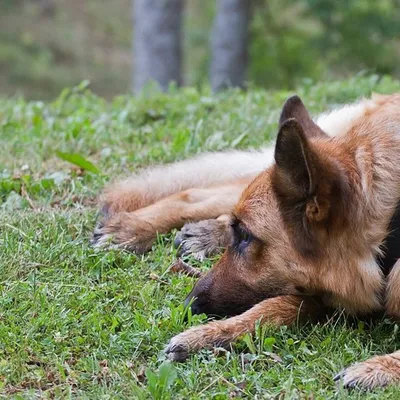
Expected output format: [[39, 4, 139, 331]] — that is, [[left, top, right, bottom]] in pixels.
[[1, 0, 399, 100]]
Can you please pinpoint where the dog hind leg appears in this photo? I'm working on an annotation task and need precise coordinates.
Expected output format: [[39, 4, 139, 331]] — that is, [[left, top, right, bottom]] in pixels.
[[93, 182, 247, 253], [99, 149, 272, 215], [174, 214, 233, 260]]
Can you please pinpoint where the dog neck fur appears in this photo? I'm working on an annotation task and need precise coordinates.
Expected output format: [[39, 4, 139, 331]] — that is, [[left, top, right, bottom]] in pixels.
[[310, 94, 400, 314]]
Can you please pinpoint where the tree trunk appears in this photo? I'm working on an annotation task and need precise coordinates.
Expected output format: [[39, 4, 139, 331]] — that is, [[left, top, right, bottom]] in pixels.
[[133, 0, 183, 93], [210, 0, 251, 91]]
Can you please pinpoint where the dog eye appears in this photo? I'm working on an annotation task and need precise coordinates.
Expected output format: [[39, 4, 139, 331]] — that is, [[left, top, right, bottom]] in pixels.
[[232, 224, 253, 253], [240, 229, 251, 243]]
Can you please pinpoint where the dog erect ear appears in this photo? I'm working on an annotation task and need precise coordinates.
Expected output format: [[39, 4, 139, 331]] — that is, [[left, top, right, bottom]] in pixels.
[[273, 118, 332, 225], [274, 119, 316, 198], [273, 105, 347, 255], [279, 95, 327, 138]]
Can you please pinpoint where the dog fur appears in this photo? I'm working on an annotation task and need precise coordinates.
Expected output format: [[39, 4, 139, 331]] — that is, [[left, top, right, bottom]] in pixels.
[[93, 93, 400, 390]]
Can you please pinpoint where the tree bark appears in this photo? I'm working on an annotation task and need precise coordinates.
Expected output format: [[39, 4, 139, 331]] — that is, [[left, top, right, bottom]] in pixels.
[[210, 0, 251, 91], [133, 0, 183, 93]]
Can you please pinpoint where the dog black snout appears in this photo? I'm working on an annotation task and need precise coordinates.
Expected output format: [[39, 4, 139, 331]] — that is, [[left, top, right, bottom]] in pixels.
[[183, 273, 214, 316], [186, 297, 207, 315], [183, 294, 204, 315]]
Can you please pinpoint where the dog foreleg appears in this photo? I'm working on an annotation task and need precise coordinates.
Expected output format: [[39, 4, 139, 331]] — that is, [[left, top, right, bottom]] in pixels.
[[333, 259, 400, 390], [335, 351, 400, 390], [385, 259, 400, 319], [165, 295, 320, 361]]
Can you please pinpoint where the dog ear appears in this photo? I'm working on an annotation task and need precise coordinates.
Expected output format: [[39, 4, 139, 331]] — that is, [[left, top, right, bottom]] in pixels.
[[273, 115, 348, 256], [273, 118, 331, 225], [274, 118, 317, 198], [279, 95, 327, 138]]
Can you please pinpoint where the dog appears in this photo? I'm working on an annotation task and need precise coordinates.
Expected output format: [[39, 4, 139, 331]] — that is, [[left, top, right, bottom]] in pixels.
[[93, 93, 400, 390]]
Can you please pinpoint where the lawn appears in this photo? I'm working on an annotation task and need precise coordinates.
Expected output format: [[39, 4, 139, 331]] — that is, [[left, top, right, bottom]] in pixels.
[[1, 76, 400, 399]]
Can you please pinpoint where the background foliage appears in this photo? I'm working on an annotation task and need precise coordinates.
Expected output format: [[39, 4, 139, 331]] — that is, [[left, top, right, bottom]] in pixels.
[[0, 0, 399, 99]]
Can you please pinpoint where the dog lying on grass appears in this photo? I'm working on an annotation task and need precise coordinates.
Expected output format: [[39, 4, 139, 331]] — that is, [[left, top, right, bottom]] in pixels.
[[93, 93, 400, 390]]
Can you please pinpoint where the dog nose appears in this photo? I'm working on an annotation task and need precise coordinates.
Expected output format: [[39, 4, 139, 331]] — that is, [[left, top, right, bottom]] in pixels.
[[184, 295, 204, 315], [183, 272, 213, 316], [189, 300, 203, 315]]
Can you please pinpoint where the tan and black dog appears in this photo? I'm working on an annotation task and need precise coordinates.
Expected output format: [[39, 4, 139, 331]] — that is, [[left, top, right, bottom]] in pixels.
[[93, 94, 400, 390]]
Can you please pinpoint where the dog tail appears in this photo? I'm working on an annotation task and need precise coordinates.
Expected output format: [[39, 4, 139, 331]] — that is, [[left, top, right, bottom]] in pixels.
[[100, 148, 274, 214]]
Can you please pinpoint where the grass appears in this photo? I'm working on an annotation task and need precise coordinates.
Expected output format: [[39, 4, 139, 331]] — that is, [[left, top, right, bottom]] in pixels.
[[1, 75, 400, 399]]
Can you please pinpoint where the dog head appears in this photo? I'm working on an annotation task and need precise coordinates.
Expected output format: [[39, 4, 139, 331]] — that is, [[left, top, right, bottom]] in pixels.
[[185, 96, 355, 317]]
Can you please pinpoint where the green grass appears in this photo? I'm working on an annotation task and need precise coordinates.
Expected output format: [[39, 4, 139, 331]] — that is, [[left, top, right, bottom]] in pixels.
[[1, 75, 400, 399]]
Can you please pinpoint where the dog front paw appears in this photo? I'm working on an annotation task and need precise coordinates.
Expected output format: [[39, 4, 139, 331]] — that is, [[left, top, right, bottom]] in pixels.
[[334, 355, 400, 390], [165, 334, 191, 362], [165, 327, 211, 362], [165, 322, 232, 361], [174, 218, 230, 260], [91, 212, 156, 254]]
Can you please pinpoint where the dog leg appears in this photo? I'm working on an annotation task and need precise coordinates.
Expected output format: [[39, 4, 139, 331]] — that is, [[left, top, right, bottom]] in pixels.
[[333, 260, 400, 390], [174, 215, 233, 260], [334, 351, 400, 390], [99, 150, 266, 215], [385, 259, 400, 319], [92, 183, 246, 253], [165, 295, 319, 361]]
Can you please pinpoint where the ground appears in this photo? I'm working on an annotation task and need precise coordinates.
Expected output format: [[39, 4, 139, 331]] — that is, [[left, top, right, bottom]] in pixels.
[[1, 76, 400, 399]]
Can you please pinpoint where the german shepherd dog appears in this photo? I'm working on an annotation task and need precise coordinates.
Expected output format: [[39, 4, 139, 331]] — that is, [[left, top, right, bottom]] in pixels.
[[93, 94, 400, 390]]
